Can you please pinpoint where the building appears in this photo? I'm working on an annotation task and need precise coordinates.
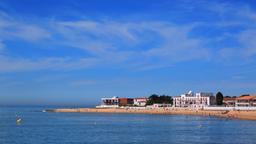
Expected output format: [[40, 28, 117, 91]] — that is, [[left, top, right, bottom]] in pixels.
[[98, 97, 134, 108], [133, 98, 149, 106], [223, 97, 236, 107], [236, 96, 256, 107], [118, 98, 134, 106], [99, 96, 120, 108], [173, 91, 215, 107]]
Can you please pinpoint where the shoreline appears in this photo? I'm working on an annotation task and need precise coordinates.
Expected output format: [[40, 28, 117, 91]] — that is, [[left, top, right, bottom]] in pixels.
[[46, 108, 256, 121]]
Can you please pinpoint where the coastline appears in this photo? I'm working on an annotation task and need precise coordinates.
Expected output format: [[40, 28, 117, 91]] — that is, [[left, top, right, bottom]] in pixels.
[[46, 108, 256, 121]]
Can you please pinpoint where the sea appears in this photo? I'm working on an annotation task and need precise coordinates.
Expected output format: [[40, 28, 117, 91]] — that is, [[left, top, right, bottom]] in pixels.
[[0, 106, 256, 144]]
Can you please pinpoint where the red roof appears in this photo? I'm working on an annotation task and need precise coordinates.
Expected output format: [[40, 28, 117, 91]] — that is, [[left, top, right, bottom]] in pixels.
[[236, 96, 256, 100], [223, 98, 236, 101]]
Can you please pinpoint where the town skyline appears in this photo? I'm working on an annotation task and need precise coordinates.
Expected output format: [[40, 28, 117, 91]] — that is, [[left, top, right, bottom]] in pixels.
[[0, 0, 256, 106]]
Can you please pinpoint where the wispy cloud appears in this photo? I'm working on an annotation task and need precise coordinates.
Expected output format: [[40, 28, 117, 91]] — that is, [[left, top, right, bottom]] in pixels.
[[70, 80, 97, 86], [0, 40, 4, 51], [1, 1, 256, 72], [143, 23, 209, 61], [0, 11, 52, 61], [0, 13, 51, 42], [0, 13, 211, 72], [51, 21, 210, 69], [0, 56, 99, 72], [8, 25, 51, 41], [239, 30, 256, 56]]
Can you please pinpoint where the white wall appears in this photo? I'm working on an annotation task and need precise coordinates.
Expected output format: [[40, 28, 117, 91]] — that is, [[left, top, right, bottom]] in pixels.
[[203, 106, 256, 111]]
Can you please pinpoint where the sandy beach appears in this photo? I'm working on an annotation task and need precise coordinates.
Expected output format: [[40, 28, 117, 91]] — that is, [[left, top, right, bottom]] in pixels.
[[46, 108, 256, 121]]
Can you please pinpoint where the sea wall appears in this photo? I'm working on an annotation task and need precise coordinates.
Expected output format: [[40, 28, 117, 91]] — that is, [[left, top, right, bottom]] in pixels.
[[204, 106, 256, 111]]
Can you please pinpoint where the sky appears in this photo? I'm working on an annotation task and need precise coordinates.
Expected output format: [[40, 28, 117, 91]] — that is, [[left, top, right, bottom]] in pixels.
[[0, 0, 256, 106]]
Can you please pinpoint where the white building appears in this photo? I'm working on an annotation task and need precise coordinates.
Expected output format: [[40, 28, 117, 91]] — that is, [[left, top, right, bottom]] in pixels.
[[96, 96, 119, 108], [133, 98, 148, 106], [173, 91, 215, 108]]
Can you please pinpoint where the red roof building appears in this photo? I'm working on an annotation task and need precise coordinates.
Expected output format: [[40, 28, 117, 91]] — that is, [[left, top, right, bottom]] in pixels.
[[236, 96, 256, 107], [223, 98, 236, 107]]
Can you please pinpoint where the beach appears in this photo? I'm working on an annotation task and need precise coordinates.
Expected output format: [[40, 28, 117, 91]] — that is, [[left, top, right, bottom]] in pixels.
[[46, 108, 256, 121]]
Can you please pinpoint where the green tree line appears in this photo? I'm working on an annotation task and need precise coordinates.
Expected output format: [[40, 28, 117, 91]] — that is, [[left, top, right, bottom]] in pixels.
[[146, 94, 173, 105]]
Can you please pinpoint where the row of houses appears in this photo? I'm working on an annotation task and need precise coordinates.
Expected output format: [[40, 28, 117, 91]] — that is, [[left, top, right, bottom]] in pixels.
[[97, 91, 256, 108], [224, 96, 256, 107], [173, 92, 256, 108], [97, 91, 215, 108]]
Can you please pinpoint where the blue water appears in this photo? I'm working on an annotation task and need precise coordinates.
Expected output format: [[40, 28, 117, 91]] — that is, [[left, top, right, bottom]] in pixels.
[[1, 106, 256, 144]]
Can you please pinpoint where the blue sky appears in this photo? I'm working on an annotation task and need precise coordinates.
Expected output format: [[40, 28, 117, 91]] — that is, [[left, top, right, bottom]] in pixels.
[[0, 0, 256, 106]]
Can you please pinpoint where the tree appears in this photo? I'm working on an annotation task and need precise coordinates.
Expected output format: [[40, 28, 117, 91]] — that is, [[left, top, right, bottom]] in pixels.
[[216, 92, 224, 105], [146, 94, 158, 105], [146, 94, 173, 105], [159, 95, 173, 104]]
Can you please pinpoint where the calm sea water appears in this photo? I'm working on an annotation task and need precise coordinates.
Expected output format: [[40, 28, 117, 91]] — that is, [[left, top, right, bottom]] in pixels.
[[0, 106, 256, 144]]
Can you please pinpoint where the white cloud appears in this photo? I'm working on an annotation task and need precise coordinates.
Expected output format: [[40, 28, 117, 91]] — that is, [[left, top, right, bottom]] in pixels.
[[52, 20, 139, 57], [0, 12, 51, 42], [52, 21, 210, 68], [10, 25, 51, 41], [70, 80, 96, 86], [216, 30, 256, 63], [0, 40, 4, 51], [56, 20, 136, 41], [0, 19, 213, 72], [142, 23, 209, 62], [0, 56, 99, 72], [232, 75, 245, 80], [202, 3, 256, 64], [239, 30, 256, 56]]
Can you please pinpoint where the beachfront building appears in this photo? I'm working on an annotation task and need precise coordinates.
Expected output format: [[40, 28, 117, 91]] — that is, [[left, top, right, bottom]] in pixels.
[[118, 98, 134, 106], [97, 97, 134, 108], [133, 98, 149, 106], [173, 91, 215, 108], [236, 96, 256, 107], [223, 97, 236, 107], [98, 96, 120, 108]]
